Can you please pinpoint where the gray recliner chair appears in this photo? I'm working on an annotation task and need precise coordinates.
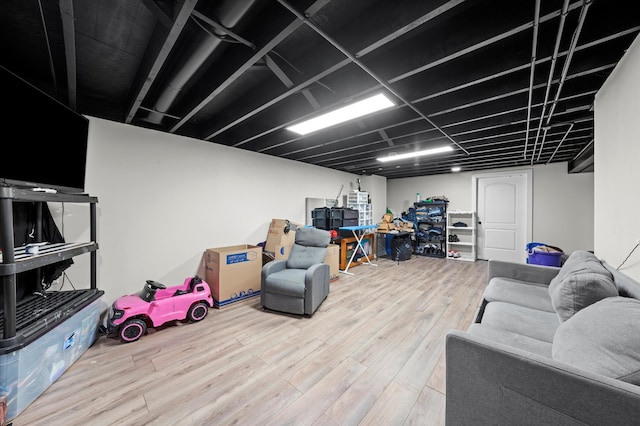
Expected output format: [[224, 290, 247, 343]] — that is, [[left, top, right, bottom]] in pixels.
[[261, 226, 331, 316]]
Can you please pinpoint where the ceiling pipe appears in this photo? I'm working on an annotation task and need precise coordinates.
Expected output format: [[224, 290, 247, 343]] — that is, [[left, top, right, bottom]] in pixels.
[[145, 0, 257, 124], [533, 0, 591, 163], [523, 0, 541, 159], [545, 1, 592, 126], [527, 0, 569, 161], [546, 122, 574, 164], [277, 0, 470, 156], [191, 10, 255, 49], [223, 1, 584, 149], [37, 0, 57, 91]]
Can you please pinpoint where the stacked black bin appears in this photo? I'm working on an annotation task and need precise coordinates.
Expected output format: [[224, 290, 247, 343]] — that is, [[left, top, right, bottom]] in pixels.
[[312, 207, 359, 231], [331, 207, 358, 229], [312, 207, 331, 230]]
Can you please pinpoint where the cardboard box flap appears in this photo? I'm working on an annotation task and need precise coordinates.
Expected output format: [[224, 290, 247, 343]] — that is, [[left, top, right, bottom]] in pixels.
[[265, 218, 303, 254]]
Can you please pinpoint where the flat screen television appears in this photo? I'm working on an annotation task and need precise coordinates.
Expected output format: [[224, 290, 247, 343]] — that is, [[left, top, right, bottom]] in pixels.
[[0, 65, 89, 194]]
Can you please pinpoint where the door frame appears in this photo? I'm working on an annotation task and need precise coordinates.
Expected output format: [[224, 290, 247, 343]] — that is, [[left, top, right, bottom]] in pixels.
[[472, 169, 533, 261]]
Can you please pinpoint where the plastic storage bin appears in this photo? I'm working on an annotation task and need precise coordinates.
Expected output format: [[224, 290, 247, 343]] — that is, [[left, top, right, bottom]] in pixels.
[[526, 242, 563, 267], [528, 251, 562, 266], [0, 295, 103, 421], [330, 208, 359, 220]]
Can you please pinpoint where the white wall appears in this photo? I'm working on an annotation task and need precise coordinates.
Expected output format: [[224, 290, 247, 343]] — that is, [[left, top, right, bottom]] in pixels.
[[49, 117, 382, 305], [45, 30, 640, 308], [387, 162, 594, 254], [361, 174, 387, 221], [387, 171, 476, 214], [532, 163, 594, 253], [594, 34, 640, 280]]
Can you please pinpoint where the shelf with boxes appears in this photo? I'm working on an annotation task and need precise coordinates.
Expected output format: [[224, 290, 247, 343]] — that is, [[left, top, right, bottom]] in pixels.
[[446, 211, 476, 261], [0, 186, 103, 422]]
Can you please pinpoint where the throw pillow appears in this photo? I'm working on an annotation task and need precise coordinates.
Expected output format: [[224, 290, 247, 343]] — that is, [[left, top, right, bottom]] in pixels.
[[551, 250, 596, 283], [552, 296, 640, 385], [549, 250, 610, 288], [548, 251, 617, 322], [549, 271, 618, 322]]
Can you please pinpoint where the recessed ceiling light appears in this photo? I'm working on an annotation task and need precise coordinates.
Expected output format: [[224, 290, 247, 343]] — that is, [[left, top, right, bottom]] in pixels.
[[377, 146, 453, 162], [451, 166, 461, 172], [286, 93, 395, 135]]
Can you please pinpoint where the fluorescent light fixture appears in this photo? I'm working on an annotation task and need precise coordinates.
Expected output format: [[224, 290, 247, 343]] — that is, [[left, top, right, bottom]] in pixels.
[[377, 146, 453, 162], [287, 93, 395, 135], [451, 166, 461, 172]]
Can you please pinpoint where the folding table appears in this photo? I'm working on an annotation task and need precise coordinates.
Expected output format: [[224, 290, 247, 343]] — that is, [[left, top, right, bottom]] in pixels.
[[339, 224, 378, 275]]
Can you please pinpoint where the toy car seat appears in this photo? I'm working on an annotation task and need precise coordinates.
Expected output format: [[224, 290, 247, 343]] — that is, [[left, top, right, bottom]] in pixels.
[[174, 276, 203, 296]]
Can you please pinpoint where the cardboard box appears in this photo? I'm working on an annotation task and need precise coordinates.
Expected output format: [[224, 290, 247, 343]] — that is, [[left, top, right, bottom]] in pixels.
[[272, 243, 294, 261], [325, 244, 340, 281], [204, 244, 262, 308], [377, 222, 396, 232], [400, 221, 414, 230], [264, 218, 302, 255], [382, 213, 394, 223]]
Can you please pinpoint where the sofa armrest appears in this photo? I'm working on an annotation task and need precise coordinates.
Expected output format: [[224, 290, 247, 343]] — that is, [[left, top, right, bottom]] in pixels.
[[262, 259, 287, 276], [488, 260, 560, 285], [445, 330, 640, 425]]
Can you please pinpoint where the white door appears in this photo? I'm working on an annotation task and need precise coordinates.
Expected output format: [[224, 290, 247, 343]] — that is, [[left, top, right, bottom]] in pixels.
[[474, 171, 532, 263]]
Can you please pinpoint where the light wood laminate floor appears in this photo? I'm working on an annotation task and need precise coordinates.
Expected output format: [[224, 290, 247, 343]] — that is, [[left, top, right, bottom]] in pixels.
[[13, 256, 488, 425]]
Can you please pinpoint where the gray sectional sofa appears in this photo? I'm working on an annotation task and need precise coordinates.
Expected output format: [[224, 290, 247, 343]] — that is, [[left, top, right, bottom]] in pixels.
[[446, 250, 640, 425]]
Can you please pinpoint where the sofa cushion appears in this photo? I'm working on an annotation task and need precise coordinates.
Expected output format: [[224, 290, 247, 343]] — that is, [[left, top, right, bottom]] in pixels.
[[481, 301, 559, 343], [467, 323, 553, 357], [485, 277, 555, 312], [548, 250, 617, 322], [552, 296, 640, 385]]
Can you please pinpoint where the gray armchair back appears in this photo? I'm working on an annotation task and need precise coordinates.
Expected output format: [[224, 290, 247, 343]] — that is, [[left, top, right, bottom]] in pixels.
[[261, 227, 331, 315]]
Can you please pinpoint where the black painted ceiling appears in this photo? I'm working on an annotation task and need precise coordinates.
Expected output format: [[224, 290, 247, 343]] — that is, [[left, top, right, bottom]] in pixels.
[[1, 0, 638, 178]]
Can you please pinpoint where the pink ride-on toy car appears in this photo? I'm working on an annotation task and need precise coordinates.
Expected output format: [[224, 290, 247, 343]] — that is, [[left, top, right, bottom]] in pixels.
[[107, 275, 214, 343]]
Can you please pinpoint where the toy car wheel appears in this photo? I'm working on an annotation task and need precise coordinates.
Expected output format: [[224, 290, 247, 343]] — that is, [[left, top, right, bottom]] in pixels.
[[119, 318, 147, 343], [187, 301, 209, 322]]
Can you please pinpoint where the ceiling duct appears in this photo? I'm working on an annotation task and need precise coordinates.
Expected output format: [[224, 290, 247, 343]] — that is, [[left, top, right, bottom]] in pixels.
[[145, 0, 257, 124], [568, 139, 594, 173]]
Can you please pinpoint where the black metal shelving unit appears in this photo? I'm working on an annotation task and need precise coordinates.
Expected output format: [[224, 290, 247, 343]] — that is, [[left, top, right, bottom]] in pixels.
[[413, 200, 448, 258], [0, 186, 102, 350]]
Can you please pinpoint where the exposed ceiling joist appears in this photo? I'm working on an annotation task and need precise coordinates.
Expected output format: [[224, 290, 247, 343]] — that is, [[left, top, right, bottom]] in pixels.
[[2, 0, 637, 178]]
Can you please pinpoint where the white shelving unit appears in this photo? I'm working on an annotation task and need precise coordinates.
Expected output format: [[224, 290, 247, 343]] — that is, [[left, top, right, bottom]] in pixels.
[[347, 190, 373, 226], [446, 210, 476, 261]]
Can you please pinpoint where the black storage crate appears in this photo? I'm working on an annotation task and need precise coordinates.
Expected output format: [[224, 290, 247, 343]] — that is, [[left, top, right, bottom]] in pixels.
[[312, 207, 331, 219], [334, 218, 359, 235], [330, 208, 359, 220], [313, 217, 330, 230]]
